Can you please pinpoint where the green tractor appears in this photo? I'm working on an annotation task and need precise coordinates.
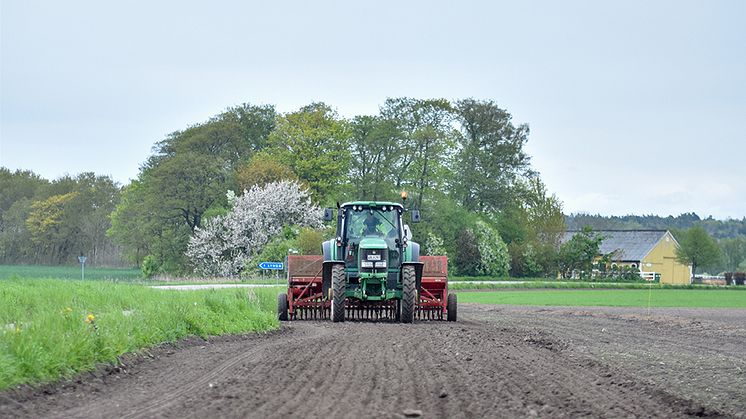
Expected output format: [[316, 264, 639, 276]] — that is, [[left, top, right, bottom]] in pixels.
[[281, 197, 456, 322], [308, 198, 453, 323], [322, 201, 417, 322]]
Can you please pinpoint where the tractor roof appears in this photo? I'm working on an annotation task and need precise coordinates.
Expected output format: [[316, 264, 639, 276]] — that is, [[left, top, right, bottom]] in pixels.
[[341, 201, 403, 208]]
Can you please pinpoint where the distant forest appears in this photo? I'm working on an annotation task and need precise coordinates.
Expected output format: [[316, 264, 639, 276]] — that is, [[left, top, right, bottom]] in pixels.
[[565, 213, 746, 239]]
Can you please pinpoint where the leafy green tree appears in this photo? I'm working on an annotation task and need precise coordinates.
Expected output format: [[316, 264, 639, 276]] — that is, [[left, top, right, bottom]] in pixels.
[[0, 169, 50, 263], [0, 168, 49, 212], [267, 103, 351, 201], [508, 242, 544, 277], [0, 198, 34, 262], [109, 104, 275, 272], [297, 227, 325, 255], [141, 254, 160, 278], [675, 226, 722, 277], [423, 232, 447, 257], [380, 98, 454, 208], [154, 104, 276, 168], [236, 151, 298, 191], [497, 177, 564, 277], [410, 193, 477, 268], [26, 192, 79, 264], [64, 173, 121, 265], [108, 181, 152, 265], [453, 99, 532, 212], [454, 228, 481, 276], [348, 115, 401, 200], [720, 236, 746, 272], [557, 228, 604, 278], [473, 220, 510, 276]]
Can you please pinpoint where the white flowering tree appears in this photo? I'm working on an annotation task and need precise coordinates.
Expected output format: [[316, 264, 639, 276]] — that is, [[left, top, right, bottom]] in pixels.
[[424, 232, 447, 256], [474, 220, 511, 276], [186, 180, 322, 276]]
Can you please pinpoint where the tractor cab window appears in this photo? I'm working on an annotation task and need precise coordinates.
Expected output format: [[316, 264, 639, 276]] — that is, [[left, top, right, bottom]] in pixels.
[[344, 206, 400, 245]]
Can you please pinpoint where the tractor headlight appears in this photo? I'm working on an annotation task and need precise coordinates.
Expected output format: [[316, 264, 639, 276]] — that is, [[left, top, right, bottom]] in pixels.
[[374, 261, 387, 268], [361, 261, 374, 268]]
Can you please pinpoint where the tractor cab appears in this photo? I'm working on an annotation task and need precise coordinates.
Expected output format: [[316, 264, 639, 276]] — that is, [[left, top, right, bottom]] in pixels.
[[340, 203, 403, 278]]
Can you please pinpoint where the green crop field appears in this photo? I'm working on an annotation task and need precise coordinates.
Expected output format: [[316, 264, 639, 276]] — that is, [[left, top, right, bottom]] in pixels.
[[0, 279, 278, 390], [449, 281, 745, 291], [457, 289, 746, 308], [0, 265, 142, 281]]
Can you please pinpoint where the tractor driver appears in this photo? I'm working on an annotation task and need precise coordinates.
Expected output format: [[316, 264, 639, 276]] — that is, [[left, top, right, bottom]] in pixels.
[[362, 211, 398, 241], [363, 212, 383, 236]]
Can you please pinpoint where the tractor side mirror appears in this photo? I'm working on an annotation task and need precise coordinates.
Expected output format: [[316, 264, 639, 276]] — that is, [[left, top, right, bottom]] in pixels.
[[403, 225, 413, 241], [411, 209, 421, 223], [323, 208, 334, 221]]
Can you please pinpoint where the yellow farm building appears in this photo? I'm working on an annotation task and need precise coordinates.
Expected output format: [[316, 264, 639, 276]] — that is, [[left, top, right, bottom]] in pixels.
[[562, 230, 692, 285]]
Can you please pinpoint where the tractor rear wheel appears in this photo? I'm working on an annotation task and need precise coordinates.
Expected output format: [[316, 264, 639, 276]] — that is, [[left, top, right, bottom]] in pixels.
[[277, 293, 288, 321], [447, 293, 457, 322], [331, 264, 345, 323], [401, 265, 416, 323]]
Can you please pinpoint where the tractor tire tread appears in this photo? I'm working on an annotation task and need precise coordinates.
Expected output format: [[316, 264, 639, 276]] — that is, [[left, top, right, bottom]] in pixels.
[[447, 293, 457, 322], [277, 293, 288, 321], [331, 264, 345, 322], [401, 265, 416, 323]]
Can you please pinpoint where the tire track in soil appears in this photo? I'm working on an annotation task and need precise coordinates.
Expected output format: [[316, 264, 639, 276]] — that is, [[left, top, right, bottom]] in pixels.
[[1, 306, 732, 418], [468, 304, 746, 417]]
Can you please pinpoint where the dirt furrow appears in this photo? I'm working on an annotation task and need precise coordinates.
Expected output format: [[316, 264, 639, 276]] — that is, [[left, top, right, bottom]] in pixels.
[[2, 304, 743, 418]]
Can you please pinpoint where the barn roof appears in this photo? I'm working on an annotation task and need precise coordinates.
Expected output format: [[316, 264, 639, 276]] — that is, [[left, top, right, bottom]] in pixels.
[[561, 230, 670, 262]]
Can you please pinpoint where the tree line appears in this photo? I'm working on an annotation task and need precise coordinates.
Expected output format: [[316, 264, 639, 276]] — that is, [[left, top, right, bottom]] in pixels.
[[0, 169, 122, 266], [5, 98, 742, 278], [104, 98, 564, 276]]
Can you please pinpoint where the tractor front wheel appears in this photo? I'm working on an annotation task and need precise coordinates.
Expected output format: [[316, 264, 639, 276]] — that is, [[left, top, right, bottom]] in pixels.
[[331, 264, 345, 322], [447, 293, 457, 322], [401, 265, 416, 323], [277, 293, 288, 321]]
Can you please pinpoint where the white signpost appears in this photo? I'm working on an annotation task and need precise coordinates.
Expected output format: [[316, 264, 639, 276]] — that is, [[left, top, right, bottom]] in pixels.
[[78, 255, 87, 280]]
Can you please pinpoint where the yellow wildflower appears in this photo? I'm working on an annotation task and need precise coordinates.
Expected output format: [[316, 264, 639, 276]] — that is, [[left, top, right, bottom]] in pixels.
[[85, 313, 95, 323]]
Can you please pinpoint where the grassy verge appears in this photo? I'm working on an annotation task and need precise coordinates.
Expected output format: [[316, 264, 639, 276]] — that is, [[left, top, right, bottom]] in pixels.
[[0, 265, 142, 281], [148, 278, 288, 286], [450, 275, 544, 282], [0, 279, 278, 390], [449, 275, 649, 283], [457, 289, 746, 308]]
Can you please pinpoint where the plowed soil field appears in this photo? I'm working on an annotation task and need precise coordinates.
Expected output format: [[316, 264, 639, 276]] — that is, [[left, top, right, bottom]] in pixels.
[[2, 304, 745, 418]]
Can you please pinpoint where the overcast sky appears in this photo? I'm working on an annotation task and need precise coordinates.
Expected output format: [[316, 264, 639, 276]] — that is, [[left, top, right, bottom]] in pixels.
[[1, 1, 744, 219]]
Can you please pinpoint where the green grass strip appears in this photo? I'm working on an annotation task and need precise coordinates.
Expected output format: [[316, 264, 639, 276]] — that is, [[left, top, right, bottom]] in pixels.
[[449, 281, 746, 291], [457, 289, 746, 308], [0, 279, 278, 390], [0, 265, 142, 281]]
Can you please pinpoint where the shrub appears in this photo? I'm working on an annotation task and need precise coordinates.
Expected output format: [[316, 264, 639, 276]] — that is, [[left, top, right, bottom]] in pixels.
[[141, 255, 160, 278], [474, 220, 510, 276], [297, 227, 325, 255]]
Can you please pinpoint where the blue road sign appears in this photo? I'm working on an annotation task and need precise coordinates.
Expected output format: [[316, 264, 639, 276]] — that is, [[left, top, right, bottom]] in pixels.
[[258, 261, 284, 270]]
